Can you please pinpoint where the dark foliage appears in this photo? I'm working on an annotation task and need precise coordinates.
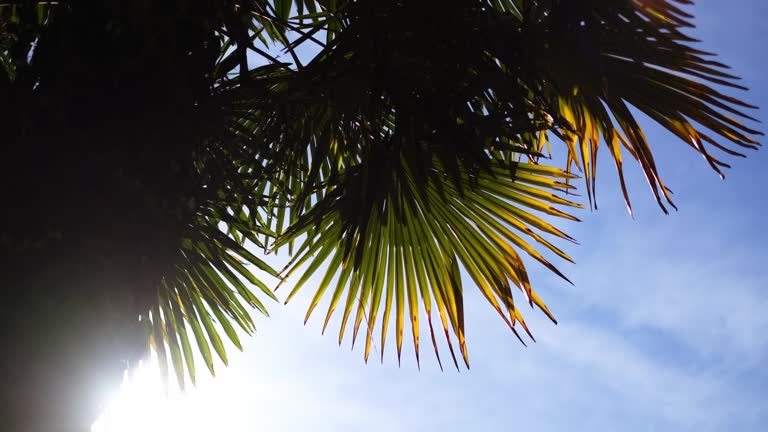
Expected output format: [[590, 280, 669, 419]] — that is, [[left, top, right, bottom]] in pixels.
[[0, 1, 760, 429]]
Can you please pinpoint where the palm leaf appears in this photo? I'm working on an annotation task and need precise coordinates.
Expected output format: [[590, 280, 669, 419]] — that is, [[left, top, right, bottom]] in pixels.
[[143, 221, 280, 386], [276, 149, 582, 368], [4, 0, 760, 385], [506, 0, 762, 212], [256, 0, 760, 369]]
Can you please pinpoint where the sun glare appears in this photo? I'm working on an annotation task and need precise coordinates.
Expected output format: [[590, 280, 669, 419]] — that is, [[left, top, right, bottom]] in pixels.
[[90, 358, 175, 432], [90, 356, 232, 432]]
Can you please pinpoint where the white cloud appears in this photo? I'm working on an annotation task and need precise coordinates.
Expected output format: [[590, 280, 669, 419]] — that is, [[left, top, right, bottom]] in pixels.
[[556, 201, 768, 368]]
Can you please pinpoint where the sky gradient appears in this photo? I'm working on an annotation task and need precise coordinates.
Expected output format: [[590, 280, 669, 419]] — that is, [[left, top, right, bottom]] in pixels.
[[94, 2, 768, 431]]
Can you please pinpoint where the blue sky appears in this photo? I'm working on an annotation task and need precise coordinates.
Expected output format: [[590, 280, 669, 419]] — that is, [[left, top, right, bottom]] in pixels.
[[94, 2, 768, 431]]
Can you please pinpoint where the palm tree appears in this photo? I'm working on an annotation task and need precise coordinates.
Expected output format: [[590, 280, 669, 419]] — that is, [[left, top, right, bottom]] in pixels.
[[0, 0, 761, 430]]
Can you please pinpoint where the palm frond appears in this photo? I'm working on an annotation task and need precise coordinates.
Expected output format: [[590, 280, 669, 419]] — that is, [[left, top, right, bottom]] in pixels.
[[508, 0, 762, 213], [143, 217, 280, 388], [275, 146, 582, 369], [3, 0, 761, 388], [250, 0, 761, 369]]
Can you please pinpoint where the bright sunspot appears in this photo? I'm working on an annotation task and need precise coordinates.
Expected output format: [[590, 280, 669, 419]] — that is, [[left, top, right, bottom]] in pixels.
[[91, 358, 179, 432], [90, 356, 237, 432]]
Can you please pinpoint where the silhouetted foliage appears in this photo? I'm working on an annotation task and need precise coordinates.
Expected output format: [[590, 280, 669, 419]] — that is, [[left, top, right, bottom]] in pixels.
[[0, 1, 760, 430]]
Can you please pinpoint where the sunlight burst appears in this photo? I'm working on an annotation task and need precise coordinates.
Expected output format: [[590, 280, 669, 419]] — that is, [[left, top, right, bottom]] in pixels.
[[90, 356, 235, 432]]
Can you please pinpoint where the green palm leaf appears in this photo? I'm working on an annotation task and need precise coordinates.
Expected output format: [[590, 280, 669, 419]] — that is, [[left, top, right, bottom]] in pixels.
[[508, 0, 762, 212], [144, 221, 280, 387], [257, 0, 761, 369], [54, 0, 762, 376], [2, 0, 761, 398], [276, 151, 582, 368]]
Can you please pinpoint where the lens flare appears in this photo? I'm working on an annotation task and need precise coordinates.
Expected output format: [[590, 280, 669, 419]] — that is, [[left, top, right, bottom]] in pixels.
[[90, 355, 235, 432]]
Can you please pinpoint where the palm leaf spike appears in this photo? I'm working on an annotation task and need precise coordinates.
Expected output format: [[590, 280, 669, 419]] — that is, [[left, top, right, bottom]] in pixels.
[[279, 152, 583, 369], [376, 201, 398, 364], [400, 198, 437, 369], [139, 220, 279, 387], [159, 286, 186, 391], [349, 208, 382, 350], [149, 303, 170, 389], [362, 212, 390, 363], [175, 275, 216, 377], [167, 284, 198, 386], [519, 0, 762, 214]]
